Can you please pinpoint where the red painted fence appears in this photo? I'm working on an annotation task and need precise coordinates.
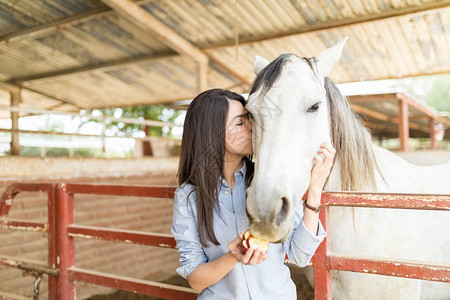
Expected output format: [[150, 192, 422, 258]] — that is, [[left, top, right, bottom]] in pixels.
[[1, 183, 449, 299]]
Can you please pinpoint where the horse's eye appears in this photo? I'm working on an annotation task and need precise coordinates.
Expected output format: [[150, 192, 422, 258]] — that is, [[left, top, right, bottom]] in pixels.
[[307, 102, 321, 112]]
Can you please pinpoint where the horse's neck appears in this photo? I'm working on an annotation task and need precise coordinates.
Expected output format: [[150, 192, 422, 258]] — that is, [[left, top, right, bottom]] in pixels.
[[328, 143, 450, 194]]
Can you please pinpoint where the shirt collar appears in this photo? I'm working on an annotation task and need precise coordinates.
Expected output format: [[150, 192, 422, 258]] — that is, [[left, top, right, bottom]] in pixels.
[[219, 159, 247, 187]]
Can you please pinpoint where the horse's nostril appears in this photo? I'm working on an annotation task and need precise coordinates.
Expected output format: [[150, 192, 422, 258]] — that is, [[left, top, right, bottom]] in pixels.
[[276, 197, 290, 227]]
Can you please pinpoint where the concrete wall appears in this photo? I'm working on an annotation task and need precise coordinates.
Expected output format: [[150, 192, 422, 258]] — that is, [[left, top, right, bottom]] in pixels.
[[0, 157, 182, 299]]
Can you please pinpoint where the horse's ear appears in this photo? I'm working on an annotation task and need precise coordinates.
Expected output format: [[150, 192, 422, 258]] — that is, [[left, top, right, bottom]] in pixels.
[[316, 36, 349, 77], [253, 55, 270, 74]]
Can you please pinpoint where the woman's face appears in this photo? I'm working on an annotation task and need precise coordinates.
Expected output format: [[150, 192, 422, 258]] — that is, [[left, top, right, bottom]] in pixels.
[[225, 100, 253, 158]]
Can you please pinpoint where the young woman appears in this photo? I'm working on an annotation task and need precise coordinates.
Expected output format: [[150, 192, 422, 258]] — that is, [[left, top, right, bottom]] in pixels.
[[171, 88, 335, 299]]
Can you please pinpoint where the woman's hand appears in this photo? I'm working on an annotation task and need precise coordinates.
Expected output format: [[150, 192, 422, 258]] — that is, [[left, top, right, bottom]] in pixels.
[[309, 142, 336, 192], [228, 233, 266, 265]]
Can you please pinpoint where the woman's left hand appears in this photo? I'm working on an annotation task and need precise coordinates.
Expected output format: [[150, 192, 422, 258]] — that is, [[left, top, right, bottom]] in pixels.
[[309, 142, 336, 192]]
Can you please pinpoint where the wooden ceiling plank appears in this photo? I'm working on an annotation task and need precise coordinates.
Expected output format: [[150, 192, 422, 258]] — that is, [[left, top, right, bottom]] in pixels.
[[0, 6, 111, 44], [277, 0, 309, 26], [368, 21, 403, 78], [440, 10, 450, 62], [12, 52, 176, 83], [100, 0, 208, 64], [204, 2, 450, 50], [101, 0, 250, 86]]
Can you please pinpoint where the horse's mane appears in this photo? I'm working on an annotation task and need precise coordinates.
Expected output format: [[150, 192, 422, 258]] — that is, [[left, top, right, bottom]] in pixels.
[[249, 54, 379, 191], [324, 77, 379, 191]]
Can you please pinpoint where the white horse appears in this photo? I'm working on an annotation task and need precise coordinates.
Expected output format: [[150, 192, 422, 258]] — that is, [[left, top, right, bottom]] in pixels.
[[245, 38, 450, 299]]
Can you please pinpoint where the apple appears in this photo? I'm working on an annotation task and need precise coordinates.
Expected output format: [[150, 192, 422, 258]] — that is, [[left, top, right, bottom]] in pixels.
[[241, 230, 269, 254]]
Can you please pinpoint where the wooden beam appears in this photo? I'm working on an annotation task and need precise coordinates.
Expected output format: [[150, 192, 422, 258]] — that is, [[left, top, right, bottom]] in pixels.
[[348, 94, 398, 103], [10, 90, 20, 155], [198, 61, 208, 93], [100, 0, 251, 85], [205, 2, 450, 50], [12, 52, 177, 84], [398, 98, 409, 151], [0, 1, 159, 44], [429, 118, 436, 150], [350, 103, 391, 122], [0, 6, 111, 44], [0, 81, 82, 109], [101, 0, 208, 63]]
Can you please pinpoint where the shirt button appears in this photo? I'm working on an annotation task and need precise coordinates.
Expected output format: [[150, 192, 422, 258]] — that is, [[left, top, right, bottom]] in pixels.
[[224, 191, 229, 195]]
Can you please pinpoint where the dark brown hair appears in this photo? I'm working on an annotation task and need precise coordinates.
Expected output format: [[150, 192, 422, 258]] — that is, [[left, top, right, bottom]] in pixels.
[[178, 88, 254, 247]]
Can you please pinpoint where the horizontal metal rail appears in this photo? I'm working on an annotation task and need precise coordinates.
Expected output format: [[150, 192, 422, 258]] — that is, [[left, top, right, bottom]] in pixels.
[[64, 183, 176, 198], [328, 254, 450, 282], [322, 192, 450, 210], [0, 219, 48, 232], [314, 192, 450, 300], [67, 224, 177, 248], [0, 255, 59, 277], [69, 267, 197, 300]]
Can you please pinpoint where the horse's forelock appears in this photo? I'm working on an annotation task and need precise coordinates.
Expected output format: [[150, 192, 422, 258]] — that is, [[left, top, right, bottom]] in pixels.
[[249, 54, 319, 97]]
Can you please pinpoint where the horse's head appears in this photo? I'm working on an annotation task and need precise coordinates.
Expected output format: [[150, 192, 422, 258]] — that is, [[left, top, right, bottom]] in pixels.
[[245, 38, 348, 243]]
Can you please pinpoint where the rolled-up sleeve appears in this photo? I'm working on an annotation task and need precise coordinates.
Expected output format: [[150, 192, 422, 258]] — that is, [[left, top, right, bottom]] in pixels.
[[283, 203, 326, 267], [171, 187, 207, 279]]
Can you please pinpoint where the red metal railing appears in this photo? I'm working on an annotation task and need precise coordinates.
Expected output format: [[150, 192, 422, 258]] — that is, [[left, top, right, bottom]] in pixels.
[[0, 183, 197, 300], [1, 184, 449, 299], [313, 192, 450, 300]]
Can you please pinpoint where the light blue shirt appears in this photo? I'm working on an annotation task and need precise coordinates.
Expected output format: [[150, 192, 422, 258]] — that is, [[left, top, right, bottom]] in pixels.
[[171, 162, 326, 299]]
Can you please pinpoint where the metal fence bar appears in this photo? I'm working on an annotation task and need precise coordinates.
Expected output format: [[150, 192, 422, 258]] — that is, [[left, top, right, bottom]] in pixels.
[[322, 192, 450, 210], [314, 192, 450, 300], [328, 254, 450, 282], [313, 205, 331, 300], [0, 219, 48, 232], [69, 267, 197, 300], [55, 183, 75, 298], [65, 183, 176, 198], [47, 184, 58, 300], [67, 224, 177, 248]]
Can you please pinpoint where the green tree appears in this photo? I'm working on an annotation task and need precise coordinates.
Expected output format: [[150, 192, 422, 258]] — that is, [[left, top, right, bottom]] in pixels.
[[426, 75, 450, 112], [89, 105, 182, 137]]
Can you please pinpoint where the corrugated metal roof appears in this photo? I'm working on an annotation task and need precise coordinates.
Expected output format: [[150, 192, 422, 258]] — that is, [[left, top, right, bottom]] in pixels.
[[0, 0, 448, 113]]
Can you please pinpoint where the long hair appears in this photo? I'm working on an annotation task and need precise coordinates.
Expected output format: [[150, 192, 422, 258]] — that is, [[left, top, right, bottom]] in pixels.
[[178, 88, 254, 247], [325, 77, 380, 191]]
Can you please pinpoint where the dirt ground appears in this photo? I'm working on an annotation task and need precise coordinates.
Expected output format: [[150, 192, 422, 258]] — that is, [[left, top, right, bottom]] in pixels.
[[88, 264, 314, 300]]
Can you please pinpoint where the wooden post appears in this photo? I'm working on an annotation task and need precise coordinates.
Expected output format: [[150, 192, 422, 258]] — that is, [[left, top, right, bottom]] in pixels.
[[198, 61, 208, 93], [10, 91, 20, 155], [429, 118, 436, 150], [398, 98, 409, 152]]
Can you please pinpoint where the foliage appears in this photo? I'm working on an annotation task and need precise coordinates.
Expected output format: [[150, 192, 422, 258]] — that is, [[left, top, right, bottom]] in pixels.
[[425, 74, 450, 112], [20, 146, 101, 157], [98, 105, 182, 137]]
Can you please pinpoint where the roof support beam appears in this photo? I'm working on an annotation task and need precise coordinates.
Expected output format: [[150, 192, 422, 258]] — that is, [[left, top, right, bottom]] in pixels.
[[398, 98, 410, 152], [0, 81, 83, 109], [100, 0, 250, 85], [10, 90, 20, 155], [101, 0, 208, 64], [11, 52, 177, 84], [0, 1, 152, 44]]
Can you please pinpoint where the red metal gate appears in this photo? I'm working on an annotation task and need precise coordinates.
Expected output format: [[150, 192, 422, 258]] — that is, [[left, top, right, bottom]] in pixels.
[[313, 192, 450, 300], [1, 183, 449, 299], [0, 183, 197, 300]]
